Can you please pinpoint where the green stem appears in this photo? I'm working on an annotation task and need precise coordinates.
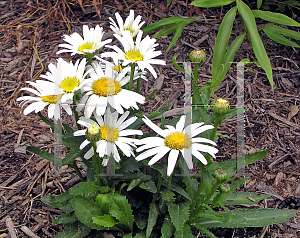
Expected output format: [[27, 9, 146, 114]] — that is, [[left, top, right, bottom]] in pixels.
[[72, 161, 85, 182], [92, 142, 102, 186], [210, 114, 221, 141], [128, 63, 135, 91], [193, 63, 199, 85], [152, 176, 162, 203], [73, 109, 81, 130]]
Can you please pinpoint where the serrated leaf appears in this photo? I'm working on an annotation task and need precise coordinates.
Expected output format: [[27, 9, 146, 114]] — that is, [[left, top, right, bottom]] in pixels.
[[146, 203, 159, 238], [139, 180, 157, 193], [161, 218, 175, 238], [41, 191, 72, 210], [190, 0, 235, 8], [194, 208, 297, 228], [26, 146, 58, 164], [62, 150, 82, 166], [62, 123, 75, 135], [71, 196, 104, 230], [70, 181, 110, 198], [252, 10, 300, 27], [245, 149, 268, 165], [237, 0, 273, 91], [127, 173, 152, 191], [54, 222, 91, 238], [96, 192, 114, 214], [161, 191, 176, 202], [53, 213, 77, 225], [110, 194, 134, 231], [92, 214, 119, 228], [135, 214, 148, 230], [168, 203, 190, 231], [174, 224, 194, 238]]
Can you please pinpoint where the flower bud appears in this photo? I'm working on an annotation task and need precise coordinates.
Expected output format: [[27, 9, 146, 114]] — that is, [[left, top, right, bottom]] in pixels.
[[213, 168, 228, 181], [85, 124, 101, 143], [219, 184, 231, 193], [211, 98, 230, 115], [189, 49, 206, 63]]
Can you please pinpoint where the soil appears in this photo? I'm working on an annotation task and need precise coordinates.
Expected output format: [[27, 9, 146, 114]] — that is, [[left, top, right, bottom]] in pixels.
[[0, 0, 299, 237]]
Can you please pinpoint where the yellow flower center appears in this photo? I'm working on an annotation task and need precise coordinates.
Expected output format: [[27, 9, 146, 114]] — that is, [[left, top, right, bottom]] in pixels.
[[113, 65, 122, 72], [125, 50, 143, 62], [164, 132, 192, 150], [41, 94, 62, 104], [124, 27, 135, 34], [61, 78, 79, 93], [88, 124, 100, 136], [92, 77, 122, 97], [100, 125, 119, 142], [77, 43, 94, 53]]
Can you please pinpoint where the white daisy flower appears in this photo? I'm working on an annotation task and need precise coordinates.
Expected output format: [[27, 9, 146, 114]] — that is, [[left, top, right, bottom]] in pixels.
[[40, 58, 89, 103], [135, 115, 218, 176], [56, 25, 112, 56], [17, 80, 72, 120], [101, 31, 165, 78], [109, 10, 145, 38], [76, 61, 145, 118]]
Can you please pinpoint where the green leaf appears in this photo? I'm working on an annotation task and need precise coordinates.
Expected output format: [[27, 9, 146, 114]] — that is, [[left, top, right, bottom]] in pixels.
[[26, 146, 57, 164], [162, 181, 191, 200], [71, 196, 104, 230], [211, 7, 237, 94], [191, 0, 235, 8], [41, 191, 72, 209], [161, 217, 175, 238], [146, 203, 159, 238], [211, 33, 246, 95], [147, 102, 172, 120], [192, 82, 202, 105], [62, 150, 81, 166], [133, 232, 147, 238], [174, 224, 195, 238], [54, 222, 91, 238], [168, 203, 190, 231], [257, 0, 262, 9], [252, 10, 300, 27], [110, 194, 134, 231], [220, 191, 269, 205], [262, 26, 300, 48], [154, 24, 177, 38], [62, 135, 85, 149], [245, 149, 268, 165], [124, 234, 133, 238], [96, 192, 114, 214], [92, 214, 119, 228], [143, 17, 185, 34], [53, 213, 77, 225], [139, 180, 157, 193], [194, 208, 297, 228], [135, 214, 148, 230], [161, 191, 176, 202], [70, 181, 110, 198], [146, 89, 157, 100], [62, 123, 75, 135], [37, 112, 54, 130], [166, 21, 193, 52], [127, 173, 152, 191], [237, 0, 273, 91]]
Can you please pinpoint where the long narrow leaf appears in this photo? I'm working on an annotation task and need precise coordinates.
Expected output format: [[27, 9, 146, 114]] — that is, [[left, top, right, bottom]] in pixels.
[[257, 0, 262, 9], [262, 27, 300, 48], [166, 20, 193, 52], [191, 0, 235, 8], [211, 7, 237, 87], [237, 0, 273, 91], [211, 33, 246, 95], [262, 24, 300, 41], [143, 17, 184, 34], [252, 10, 300, 27], [154, 24, 177, 38]]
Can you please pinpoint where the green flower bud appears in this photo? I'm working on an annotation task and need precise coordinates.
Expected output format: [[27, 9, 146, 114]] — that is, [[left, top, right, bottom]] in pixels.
[[85, 124, 101, 143], [219, 184, 231, 193], [213, 169, 228, 181], [211, 98, 230, 115], [189, 49, 206, 63]]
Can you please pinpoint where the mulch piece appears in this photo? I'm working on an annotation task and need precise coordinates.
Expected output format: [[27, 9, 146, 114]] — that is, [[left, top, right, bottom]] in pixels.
[[0, 0, 299, 237]]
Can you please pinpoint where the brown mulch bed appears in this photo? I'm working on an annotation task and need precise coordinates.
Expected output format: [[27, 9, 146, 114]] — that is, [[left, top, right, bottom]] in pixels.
[[1, 0, 300, 237]]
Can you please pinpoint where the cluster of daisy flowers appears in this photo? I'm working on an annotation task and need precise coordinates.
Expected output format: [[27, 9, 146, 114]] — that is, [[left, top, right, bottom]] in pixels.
[[17, 10, 218, 176]]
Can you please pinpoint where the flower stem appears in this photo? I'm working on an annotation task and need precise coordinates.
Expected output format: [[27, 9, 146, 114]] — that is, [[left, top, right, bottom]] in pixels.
[[210, 114, 221, 141], [136, 77, 141, 94], [193, 63, 199, 85], [128, 63, 135, 91], [72, 161, 85, 182], [92, 142, 102, 186]]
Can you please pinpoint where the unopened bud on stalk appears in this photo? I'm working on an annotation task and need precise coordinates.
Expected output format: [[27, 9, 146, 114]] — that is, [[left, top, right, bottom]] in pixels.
[[85, 124, 101, 143], [211, 98, 230, 115], [189, 49, 206, 63], [213, 168, 228, 181], [220, 184, 231, 193]]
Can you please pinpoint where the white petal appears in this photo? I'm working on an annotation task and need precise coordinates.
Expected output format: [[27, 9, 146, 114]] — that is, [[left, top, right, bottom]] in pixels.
[[135, 146, 162, 161], [176, 115, 186, 132], [148, 146, 170, 166], [167, 150, 179, 176], [80, 139, 90, 150], [192, 138, 217, 146], [142, 116, 169, 138], [191, 148, 207, 165], [84, 147, 94, 160], [192, 144, 218, 159], [191, 125, 215, 137]]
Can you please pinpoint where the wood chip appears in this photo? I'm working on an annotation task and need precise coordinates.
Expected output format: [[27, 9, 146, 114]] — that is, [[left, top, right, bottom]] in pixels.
[[287, 105, 299, 121], [6, 217, 17, 238], [268, 111, 300, 129], [21, 226, 40, 238]]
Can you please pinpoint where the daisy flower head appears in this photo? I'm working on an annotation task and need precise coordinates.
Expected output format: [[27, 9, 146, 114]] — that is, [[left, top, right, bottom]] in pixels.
[[73, 117, 102, 160], [17, 80, 72, 120], [95, 109, 143, 163], [109, 10, 145, 38], [40, 58, 89, 103], [76, 61, 145, 118], [56, 25, 112, 57], [135, 115, 218, 176], [101, 30, 165, 79]]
